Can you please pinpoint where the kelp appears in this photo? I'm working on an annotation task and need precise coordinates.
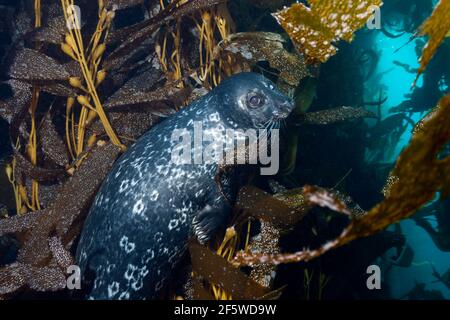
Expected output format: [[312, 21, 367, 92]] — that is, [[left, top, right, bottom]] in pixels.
[[60, 0, 124, 151], [217, 32, 310, 89], [39, 113, 70, 168], [414, 0, 450, 86], [13, 151, 67, 183], [233, 94, 450, 267], [105, 79, 190, 112], [7, 48, 70, 82], [104, 0, 145, 10], [217, 184, 362, 292], [0, 0, 448, 301], [248, 220, 281, 288], [303, 107, 377, 125], [273, 0, 383, 63], [106, 0, 226, 66], [237, 185, 311, 229], [30, 16, 67, 45], [0, 142, 120, 298], [189, 240, 277, 300], [0, 80, 32, 125]]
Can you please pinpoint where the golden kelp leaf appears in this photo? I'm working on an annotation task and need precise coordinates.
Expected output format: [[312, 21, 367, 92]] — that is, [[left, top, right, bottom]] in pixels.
[[415, 0, 450, 85], [273, 0, 382, 63], [218, 32, 310, 86], [234, 94, 450, 266], [27, 265, 67, 292]]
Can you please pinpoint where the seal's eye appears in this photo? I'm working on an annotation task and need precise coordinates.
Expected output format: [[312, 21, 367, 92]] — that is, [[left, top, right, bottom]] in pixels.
[[246, 92, 265, 109]]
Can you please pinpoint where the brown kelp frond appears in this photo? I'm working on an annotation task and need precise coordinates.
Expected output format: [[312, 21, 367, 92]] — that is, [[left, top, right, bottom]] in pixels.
[[17, 142, 120, 266], [217, 32, 310, 90], [0, 211, 43, 236], [7, 48, 70, 82], [104, 0, 145, 11], [189, 240, 278, 300], [237, 185, 311, 229], [233, 94, 450, 267], [39, 113, 70, 168], [0, 80, 32, 124], [303, 185, 353, 217], [248, 220, 281, 289], [191, 184, 310, 300], [153, 1, 234, 90], [105, 78, 190, 111], [303, 106, 378, 125], [30, 16, 67, 45], [0, 142, 120, 298], [0, 262, 67, 296], [107, 0, 226, 65], [414, 0, 450, 86], [273, 0, 382, 64], [13, 151, 67, 183]]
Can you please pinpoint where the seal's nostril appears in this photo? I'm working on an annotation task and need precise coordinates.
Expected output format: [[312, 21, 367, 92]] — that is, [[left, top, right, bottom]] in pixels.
[[280, 100, 294, 113]]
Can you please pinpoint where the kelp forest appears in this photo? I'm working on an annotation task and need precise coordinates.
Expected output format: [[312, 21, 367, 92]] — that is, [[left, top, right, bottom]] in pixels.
[[0, 0, 449, 300]]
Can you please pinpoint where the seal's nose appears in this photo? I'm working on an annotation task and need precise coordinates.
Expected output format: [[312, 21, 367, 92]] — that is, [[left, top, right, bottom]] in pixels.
[[275, 99, 295, 118]]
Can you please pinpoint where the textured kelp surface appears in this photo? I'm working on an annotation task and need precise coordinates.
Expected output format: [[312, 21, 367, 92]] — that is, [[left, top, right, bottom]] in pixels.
[[0, 142, 120, 297], [0, 0, 448, 300], [414, 0, 450, 85], [273, 0, 383, 63]]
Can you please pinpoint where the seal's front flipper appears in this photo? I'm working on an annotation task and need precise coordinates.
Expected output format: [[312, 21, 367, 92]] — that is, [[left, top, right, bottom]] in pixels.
[[192, 199, 232, 244]]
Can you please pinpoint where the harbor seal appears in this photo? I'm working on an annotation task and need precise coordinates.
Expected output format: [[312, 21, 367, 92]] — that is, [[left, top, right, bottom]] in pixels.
[[75, 72, 294, 299]]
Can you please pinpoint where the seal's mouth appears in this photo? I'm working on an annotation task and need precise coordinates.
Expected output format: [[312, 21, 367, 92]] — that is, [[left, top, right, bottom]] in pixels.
[[273, 99, 295, 119]]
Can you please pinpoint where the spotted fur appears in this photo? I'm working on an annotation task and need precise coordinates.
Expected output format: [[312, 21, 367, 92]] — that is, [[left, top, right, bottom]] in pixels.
[[75, 73, 294, 299]]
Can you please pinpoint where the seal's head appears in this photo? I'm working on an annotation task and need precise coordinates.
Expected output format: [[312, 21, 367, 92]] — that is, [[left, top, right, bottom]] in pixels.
[[216, 72, 295, 129]]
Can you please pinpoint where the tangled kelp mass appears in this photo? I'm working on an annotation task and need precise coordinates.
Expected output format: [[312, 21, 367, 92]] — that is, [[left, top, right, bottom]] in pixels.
[[0, 0, 449, 300]]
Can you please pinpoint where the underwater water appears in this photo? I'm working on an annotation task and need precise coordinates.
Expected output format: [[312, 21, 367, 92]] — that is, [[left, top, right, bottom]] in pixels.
[[373, 29, 450, 300], [0, 0, 449, 302]]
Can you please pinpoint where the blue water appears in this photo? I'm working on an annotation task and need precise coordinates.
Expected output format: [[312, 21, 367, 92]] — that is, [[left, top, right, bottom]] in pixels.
[[370, 24, 450, 299]]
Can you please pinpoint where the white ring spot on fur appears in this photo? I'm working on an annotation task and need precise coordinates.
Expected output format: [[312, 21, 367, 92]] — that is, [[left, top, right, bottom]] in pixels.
[[132, 199, 145, 216]]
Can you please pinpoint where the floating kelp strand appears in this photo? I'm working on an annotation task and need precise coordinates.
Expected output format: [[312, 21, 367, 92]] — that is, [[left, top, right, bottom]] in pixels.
[[414, 0, 450, 86], [303, 106, 378, 125]]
